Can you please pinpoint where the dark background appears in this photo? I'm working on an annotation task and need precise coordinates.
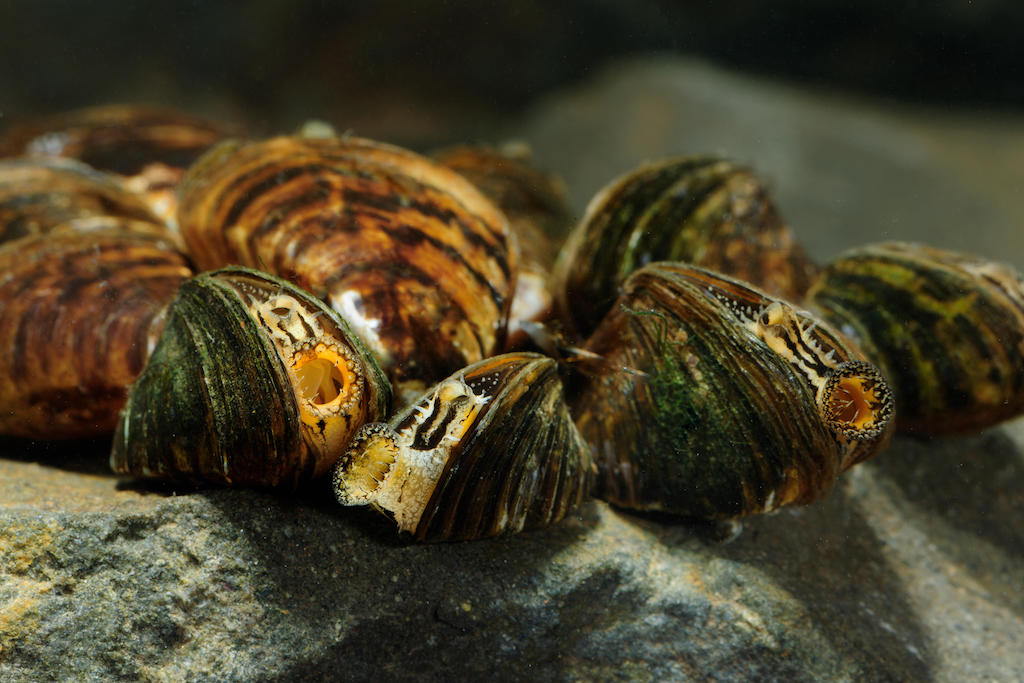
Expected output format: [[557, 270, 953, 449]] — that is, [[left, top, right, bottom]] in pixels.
[[2, 1, 1023, 146]]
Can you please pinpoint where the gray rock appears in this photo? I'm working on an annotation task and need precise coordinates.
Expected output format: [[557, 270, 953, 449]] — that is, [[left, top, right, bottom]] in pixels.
[[2, 425, 1023, 681]]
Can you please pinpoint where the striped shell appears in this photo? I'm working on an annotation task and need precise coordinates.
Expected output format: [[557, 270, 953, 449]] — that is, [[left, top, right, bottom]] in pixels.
[[111, 267, 391, 488], [0, 103, 226, 177], [0, 158, 165, 244], [432, 143, 572, 349], [0, 104, 228, 227], [551, 157, 817, 339], [431, 143, 571, 272], [806, 242, 1024, 434], [176, 135, 516, 404], [0, 223, 193, 439], [333, 352, 594, 541], [572, 262, 893, 519]]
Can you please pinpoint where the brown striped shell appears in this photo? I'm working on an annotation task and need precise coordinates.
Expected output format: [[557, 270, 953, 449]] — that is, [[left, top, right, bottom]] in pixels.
[[806, 242, 1024, 434], [0, 223, 193, 439], [0, 158, 166, 244], [572, 262, 893, 519], [431, 142, 571, 272], [111, 267, 391, 488], [551, 156, 818, 340], [177, 135, 517, 404], [333, 352, 594, 541], [0, 104, 227, 176], [0, 104, 229, 226], [432, 143, 573, 350]]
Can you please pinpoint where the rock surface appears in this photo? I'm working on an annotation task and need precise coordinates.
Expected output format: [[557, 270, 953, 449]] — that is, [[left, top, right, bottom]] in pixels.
[[2, 426, 1023, 681], [3, 58, 1024, 681]]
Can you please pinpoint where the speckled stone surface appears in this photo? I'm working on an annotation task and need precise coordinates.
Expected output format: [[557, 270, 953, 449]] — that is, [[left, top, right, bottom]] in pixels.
[[3, 58, 1024, 681], [1, 425, 1023, 681]]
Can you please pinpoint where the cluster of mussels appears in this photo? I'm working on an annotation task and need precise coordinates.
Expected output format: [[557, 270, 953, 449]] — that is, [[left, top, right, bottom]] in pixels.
[[2, 106, 1023, 542]]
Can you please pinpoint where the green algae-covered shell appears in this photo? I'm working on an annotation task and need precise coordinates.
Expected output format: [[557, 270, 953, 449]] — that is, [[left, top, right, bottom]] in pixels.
[[111, 267, 391, 488], [806, 242, 1024, 435], [573, 262, 893, 519], [551, 156, 817, 339], [333, 352, 594, 541]]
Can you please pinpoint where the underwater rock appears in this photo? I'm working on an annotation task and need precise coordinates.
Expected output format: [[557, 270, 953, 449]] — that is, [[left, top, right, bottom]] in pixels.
[[1, 423, 1024, 680]]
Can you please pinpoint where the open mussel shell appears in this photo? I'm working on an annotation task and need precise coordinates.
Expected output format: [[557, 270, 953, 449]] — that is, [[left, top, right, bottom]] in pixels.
[[333, 352, 594, 542], [572, 262, 893, 520], [0, 223, 193, 439], [806, 242, 1024, 434], [177, 135, 516, 405], [551, 156, 817, 340], [0, 158, 165, 244], [111, 267, 391, 488]]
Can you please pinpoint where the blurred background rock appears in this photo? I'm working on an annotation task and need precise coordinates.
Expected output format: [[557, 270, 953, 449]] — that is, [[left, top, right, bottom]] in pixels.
[[4, 1, 1022, 266], [5, 1, 1024, 131]]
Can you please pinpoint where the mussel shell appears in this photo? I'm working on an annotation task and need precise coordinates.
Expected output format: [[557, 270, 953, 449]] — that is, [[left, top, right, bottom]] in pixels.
[[572, 262, 892, 519], [552, 156, 817, 340], [0, 158, 164, 244], [806, 242, 1024, 434], [432, 143, 571, 271], [177, 135, 516, 403], [111, 267, 391, 488], [1, 105, 231, 228], [432, 143, 573, 351], [0, 104, 228, 178], [0, 224, 193, 439], [333, 352, 594, 541]]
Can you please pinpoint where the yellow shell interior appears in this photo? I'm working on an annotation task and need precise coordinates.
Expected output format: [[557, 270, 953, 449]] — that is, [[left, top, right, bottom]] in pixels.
[[290, 342, 361, 459], [825, 369, 889, 438], [819, 360, 892, 440], [294, 347, 354, 407], [334, 377, 490, 533], [336, 423, 399, 503]]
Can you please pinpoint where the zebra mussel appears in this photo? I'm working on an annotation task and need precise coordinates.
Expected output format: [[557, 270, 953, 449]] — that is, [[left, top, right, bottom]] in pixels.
[[2, 105, 1022, 541]]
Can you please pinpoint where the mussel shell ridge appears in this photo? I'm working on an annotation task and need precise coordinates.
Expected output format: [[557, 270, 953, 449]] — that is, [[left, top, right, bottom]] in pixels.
[[111, 267, 391, 488], [0, 158, 164, 244], [0, 226, 193, 439], [573, 262, 892, 519], [0, 104, 228, 178]]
